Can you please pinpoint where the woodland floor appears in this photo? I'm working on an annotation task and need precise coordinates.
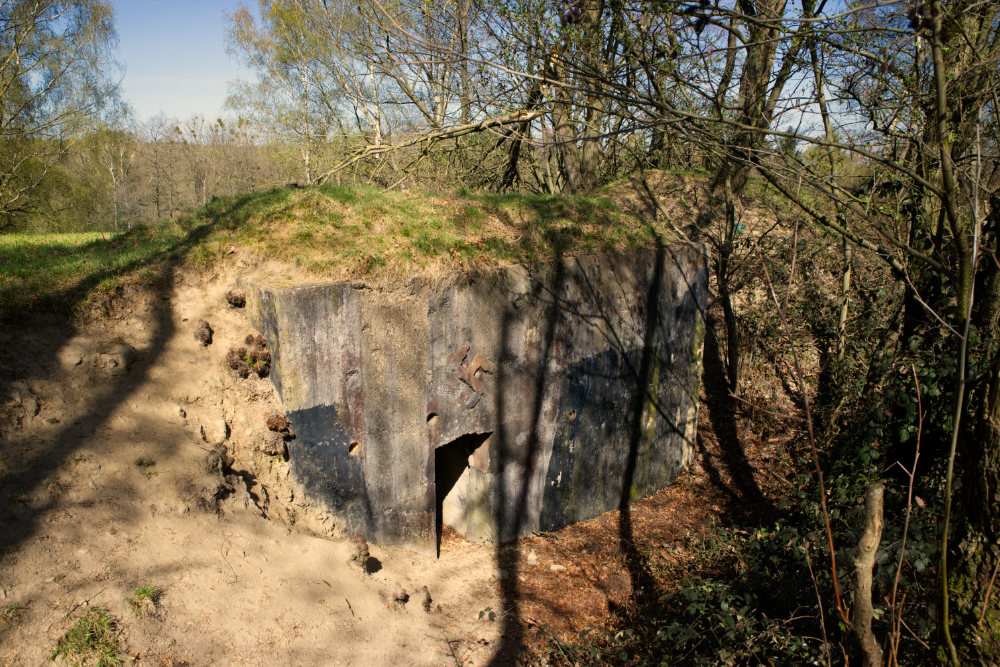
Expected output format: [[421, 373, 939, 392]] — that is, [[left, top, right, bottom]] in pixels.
[[0, 257, 794, 665]]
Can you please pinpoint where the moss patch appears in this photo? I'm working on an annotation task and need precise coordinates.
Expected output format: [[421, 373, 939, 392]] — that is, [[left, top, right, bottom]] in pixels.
[[950, 537, 1000, 663]]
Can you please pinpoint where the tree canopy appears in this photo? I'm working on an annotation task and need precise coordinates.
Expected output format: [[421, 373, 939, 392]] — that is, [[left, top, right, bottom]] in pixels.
[[0, 0, 121, 228]]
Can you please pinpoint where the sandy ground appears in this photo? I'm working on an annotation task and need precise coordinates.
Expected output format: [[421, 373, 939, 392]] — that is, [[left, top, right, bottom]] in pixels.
[[0, 267, 503, 666]]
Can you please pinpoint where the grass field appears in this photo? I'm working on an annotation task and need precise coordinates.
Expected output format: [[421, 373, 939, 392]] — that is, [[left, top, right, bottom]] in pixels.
[[0, 228, 188, 321], [0, 184, 666, 322]]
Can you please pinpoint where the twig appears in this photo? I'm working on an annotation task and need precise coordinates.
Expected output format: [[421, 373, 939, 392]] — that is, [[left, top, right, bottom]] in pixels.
[[901, 269, 960, 337], [783, 221, 799, 314], [761, 467, 793, 486], [312, 110, 545, 184], [62, 586, 109, 619], [220, 542, 238, 583], [978, 557, 1000, 629], [728, 391, 807, 422], [636, 170, 694, 243], [436, 632, 462, 667], [345, 598, 355, 617], [527, 616, 575, 664], [889, 365, 923, 666], [900, 615, 932, 651], [803, 546, 832, 667], [386, 151, 429, 190]]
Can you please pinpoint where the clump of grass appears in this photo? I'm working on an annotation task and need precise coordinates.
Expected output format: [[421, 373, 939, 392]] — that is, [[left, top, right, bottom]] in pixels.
[[51, 608, 120, 666], [188, 243, 217, 268], [0, 603, 23, 624], [127, 584, 161, 617], [200, 185, 663, 284]]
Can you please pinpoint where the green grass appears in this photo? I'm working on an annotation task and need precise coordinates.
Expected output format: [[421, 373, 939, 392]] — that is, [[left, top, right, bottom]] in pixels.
[[51, 608, 120, 666], [0, 189, 276, 321], [183, 185, 663, 284], [0, 230, 171, 319], [0, 182, 670, 322], [127, 584, 161, 617]]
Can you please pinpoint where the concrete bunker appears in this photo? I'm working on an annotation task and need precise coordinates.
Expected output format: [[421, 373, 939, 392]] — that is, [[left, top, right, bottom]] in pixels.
[[244, 245, 709, 555]]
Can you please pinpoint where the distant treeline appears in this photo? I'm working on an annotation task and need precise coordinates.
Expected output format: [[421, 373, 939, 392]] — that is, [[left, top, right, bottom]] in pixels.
[[9, 116, 283, 233], [10, 113, 584, 233]]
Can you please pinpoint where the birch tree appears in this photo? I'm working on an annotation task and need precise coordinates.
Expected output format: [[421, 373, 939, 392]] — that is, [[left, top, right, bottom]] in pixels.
[[0, 0, 120, 228]]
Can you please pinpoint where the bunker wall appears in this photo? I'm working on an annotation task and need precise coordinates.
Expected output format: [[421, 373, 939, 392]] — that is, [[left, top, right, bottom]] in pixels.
[[244, 245, 708, 555]]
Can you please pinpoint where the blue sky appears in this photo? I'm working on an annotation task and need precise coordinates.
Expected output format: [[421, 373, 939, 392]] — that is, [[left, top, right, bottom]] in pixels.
[[112, 0, 254, 121]]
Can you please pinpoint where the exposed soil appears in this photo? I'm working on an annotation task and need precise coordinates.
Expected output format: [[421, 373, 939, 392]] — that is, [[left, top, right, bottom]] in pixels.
[[0, 260, 789, 665]]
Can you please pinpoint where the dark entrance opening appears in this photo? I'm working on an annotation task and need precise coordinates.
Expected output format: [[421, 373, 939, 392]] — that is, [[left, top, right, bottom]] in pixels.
[[435, 432, 491, 555]]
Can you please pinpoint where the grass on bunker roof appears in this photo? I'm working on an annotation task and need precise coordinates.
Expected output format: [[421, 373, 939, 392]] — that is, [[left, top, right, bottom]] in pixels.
[[187, 184, 664, 282], [0, 184, 667, 321]]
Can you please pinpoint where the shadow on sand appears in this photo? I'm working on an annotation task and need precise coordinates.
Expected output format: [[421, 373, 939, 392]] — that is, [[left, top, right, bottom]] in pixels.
[[0, 198, 261, 556]]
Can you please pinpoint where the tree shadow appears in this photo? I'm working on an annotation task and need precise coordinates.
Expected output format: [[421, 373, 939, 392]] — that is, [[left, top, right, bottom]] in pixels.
[[615, 242, 668, 608], [0, 200, 248, 556], [487, 241, 709, 663], [699, 311, 772, 515], [489, 255, 565, 665]]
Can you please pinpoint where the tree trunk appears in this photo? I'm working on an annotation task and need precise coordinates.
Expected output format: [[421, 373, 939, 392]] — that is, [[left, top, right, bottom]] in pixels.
[[837, 238, 853, 362], [960, 222, 1000, 658], [853, 482, 885, 667], [718, 169, 741, 393]]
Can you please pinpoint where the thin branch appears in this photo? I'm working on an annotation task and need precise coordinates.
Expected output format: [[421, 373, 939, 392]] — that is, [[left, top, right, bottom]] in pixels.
[[312, 110, 545, 184]]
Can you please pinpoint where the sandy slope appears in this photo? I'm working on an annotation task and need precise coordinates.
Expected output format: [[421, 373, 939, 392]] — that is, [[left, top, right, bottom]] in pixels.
[[0, 266, 501, 665]]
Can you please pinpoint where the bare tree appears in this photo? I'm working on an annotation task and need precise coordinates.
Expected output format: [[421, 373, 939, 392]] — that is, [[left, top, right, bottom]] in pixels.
[[93, 111, 137, 231]]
